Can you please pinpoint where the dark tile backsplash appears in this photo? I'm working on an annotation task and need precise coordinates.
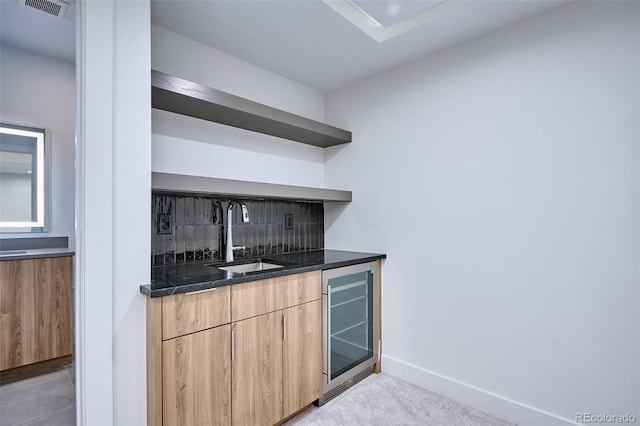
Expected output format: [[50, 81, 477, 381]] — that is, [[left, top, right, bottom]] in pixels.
[[152, 193, 324, 266]]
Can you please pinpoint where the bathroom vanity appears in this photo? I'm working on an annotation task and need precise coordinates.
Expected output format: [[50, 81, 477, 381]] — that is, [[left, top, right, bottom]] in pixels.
[[0, 238, 74, 383]]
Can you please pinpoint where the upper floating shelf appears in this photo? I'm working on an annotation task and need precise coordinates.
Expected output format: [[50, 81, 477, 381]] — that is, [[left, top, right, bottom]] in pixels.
[[151, 70, 352, 148]]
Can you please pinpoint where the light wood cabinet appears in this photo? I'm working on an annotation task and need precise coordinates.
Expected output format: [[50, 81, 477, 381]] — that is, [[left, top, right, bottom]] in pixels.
[[163, 324, 231, 426], [283, 300, 322, 418], [147, 270, 322, 426], [162, 286, 230, 339], [229, 271, 321, 425], [231, 271, 320, 322], [0, 256, 73, 381], [147, 288, 232, 426], [232, 311, 283, 426]]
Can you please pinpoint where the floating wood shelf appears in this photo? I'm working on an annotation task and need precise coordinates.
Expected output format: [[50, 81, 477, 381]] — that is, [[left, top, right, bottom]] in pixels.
[[152, 172, 352, 203], [151, 71, 352, 148]]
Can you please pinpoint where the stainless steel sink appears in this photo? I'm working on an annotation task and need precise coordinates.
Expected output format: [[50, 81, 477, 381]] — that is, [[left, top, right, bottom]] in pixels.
[[218, 261, 284, 273]]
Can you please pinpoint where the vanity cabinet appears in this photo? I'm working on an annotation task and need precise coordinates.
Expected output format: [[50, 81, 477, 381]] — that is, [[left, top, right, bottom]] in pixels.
[[0, 256, 73, 382], [147, 271, 322, 426]]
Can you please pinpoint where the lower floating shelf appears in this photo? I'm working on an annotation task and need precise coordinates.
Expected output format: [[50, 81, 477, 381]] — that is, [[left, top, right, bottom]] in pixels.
[[152, 172, 352, 202]]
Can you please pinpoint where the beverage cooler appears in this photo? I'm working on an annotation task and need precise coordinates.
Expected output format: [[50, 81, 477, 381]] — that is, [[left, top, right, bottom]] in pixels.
[[319, 261, 379, 404]]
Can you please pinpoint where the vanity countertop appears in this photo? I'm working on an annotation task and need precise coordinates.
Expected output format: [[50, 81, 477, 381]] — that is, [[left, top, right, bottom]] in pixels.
[[140, 249, 386, 298], [0, 237, 73, 261], [0, 247, 75, 261]]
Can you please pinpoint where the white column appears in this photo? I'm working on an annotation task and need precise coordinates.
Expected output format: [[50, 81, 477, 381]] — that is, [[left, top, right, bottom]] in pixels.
[[76, 0, 151, 424], [112, 1, 151, 424]]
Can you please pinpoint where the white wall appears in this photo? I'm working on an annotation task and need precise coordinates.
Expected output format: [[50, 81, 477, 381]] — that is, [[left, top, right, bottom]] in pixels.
[[0, 173, 31, 221], [0, 44, 75, 246], [324, 2, 639, 424], [76, 0, 150, 424], [151, 26, 326, 188]]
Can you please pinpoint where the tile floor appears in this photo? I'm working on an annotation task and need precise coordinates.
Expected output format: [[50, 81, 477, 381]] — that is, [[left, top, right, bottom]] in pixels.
[[0, 365, 75, 426]]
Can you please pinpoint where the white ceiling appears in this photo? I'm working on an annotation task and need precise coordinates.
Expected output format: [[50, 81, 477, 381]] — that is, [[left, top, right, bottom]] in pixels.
[[0, 0, 569, 92], [0, 0, 75, 63], [150, 0, 569, 92], [352, 0, 444, 27]]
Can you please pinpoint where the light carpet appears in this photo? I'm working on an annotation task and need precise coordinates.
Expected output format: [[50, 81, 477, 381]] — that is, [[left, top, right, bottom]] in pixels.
[[285, 373, 514, 426]]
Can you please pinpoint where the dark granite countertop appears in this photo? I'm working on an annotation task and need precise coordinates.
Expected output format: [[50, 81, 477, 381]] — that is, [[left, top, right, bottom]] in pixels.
[[140, 249, 386, 298]]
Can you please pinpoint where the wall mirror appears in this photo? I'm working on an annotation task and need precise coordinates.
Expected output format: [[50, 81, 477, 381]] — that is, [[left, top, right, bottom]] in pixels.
[[0, 123, 50, 232]]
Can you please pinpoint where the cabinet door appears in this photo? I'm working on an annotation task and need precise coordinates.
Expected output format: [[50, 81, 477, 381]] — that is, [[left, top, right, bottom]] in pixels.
[[0, 259, 34, 370], [36, 257, 73, 361], [163, 324, 231, 426], [282, 300, 322, 418], [232, 311, 283, 426], [0, 257, 73, 370]]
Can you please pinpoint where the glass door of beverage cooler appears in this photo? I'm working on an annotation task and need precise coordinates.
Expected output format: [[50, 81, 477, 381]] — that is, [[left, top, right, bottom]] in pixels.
[[322, 261, 378, 393]]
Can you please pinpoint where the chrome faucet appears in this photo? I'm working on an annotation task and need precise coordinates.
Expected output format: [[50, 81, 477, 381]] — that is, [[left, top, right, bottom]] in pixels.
[[226, 201, 249, 262], [212, 200, 224, 260]]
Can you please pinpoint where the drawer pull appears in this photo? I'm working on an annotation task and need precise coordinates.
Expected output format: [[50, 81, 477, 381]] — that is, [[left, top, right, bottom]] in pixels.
[[185, 287, 217, 296]]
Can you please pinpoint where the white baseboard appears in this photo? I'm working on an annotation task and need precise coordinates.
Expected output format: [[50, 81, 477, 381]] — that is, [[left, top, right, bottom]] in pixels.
[[382, 355, 577, 426]]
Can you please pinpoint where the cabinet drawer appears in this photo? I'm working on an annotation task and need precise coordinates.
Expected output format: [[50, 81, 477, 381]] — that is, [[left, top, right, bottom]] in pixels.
[[162, 286, 230, 340], [231, 271, 321, 322]]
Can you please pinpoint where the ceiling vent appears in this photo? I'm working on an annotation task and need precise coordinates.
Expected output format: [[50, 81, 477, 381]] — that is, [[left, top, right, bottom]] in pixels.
[[18, 0, 69, 18]]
